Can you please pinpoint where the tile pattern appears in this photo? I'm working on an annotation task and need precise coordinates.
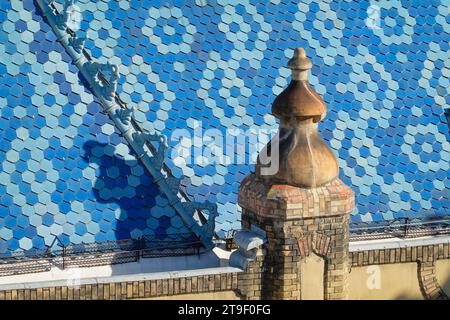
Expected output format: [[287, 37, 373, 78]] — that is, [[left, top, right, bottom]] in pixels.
[[0, 0, 197, 254], [69, 0, 449, 236]]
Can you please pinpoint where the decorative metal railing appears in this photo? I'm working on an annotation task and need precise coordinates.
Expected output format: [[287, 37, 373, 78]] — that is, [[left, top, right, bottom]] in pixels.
[[349, 214, 450, 241], [0, 234, 204, 277], [224, 215, 450, 243], [1, 216, 449, 277]]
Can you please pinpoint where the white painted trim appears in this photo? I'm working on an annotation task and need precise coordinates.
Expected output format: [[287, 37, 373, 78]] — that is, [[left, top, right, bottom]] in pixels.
[[0, 266, 242, 291], [0, 247, 242, 291], [349, 235, 450, 252]]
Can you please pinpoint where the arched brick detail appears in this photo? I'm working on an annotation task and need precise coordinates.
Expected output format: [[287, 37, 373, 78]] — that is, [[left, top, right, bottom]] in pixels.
[[296, 232, 331, 259], [239, 175, 353, 300], [417, 260, 449, 300], [296, 234, 312, 259], [313, 233, 332, 257]]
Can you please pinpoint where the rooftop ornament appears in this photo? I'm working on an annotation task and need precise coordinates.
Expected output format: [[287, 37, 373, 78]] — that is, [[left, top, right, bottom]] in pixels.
[[35, 0, 218, 250], [256, 48, 339, 188], [238, 49, 354, 300]]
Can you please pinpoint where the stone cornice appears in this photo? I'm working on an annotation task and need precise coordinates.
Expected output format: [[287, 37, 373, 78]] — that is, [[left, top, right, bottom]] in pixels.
[[238, 174, 354, 220]]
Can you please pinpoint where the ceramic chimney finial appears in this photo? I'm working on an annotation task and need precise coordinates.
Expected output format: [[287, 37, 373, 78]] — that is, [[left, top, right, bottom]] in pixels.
[[288, 47, 312, 81], [256, 48, 339, 188]]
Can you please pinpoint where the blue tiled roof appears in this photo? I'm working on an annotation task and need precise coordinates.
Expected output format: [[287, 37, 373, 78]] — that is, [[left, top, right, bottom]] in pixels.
[[0, 0, 199, 253], [0, 0, 449, 250], [65, 0, 449, 235]]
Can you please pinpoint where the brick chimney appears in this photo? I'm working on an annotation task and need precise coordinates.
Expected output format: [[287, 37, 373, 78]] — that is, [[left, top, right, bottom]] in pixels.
[[237, 48, 355, 300]]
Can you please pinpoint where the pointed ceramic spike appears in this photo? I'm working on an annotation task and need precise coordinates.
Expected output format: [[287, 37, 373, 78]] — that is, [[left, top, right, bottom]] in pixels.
[[68, 36, 85, 53], [288, 47, 312, 81], [132, 132, 145, 146], [116, 107, 133, 125], [258, 48, 338, 187], [166, 176, 181, 193]]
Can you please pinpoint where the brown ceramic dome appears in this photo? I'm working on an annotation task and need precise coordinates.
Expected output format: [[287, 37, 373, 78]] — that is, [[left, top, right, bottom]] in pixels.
[[272, 48, 326, 121], [256, 48, 339, 188]]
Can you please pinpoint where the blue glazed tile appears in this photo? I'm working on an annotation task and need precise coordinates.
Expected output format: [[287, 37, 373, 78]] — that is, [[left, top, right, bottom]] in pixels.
[[0, 0, 200, 255], [0, 0, 449, 251]]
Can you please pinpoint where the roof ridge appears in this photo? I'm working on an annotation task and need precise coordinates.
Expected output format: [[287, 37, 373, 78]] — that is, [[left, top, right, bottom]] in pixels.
[[35, 0, 217, 250]]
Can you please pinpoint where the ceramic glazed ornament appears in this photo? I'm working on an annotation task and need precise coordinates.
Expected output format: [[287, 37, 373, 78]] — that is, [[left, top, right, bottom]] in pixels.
[[257, 48, 339, 188]]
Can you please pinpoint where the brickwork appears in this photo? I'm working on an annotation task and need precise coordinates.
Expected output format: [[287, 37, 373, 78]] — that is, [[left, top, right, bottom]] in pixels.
[[418, 260, 448, 300], [238, 175, 354, 219], [237, 174, 354, 300], [0, 272, 239, 300], [236, 254, 266, 300], [349, 242, 450, 300], [1, 242, 449, 300], [349, 243, 450, 267]]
